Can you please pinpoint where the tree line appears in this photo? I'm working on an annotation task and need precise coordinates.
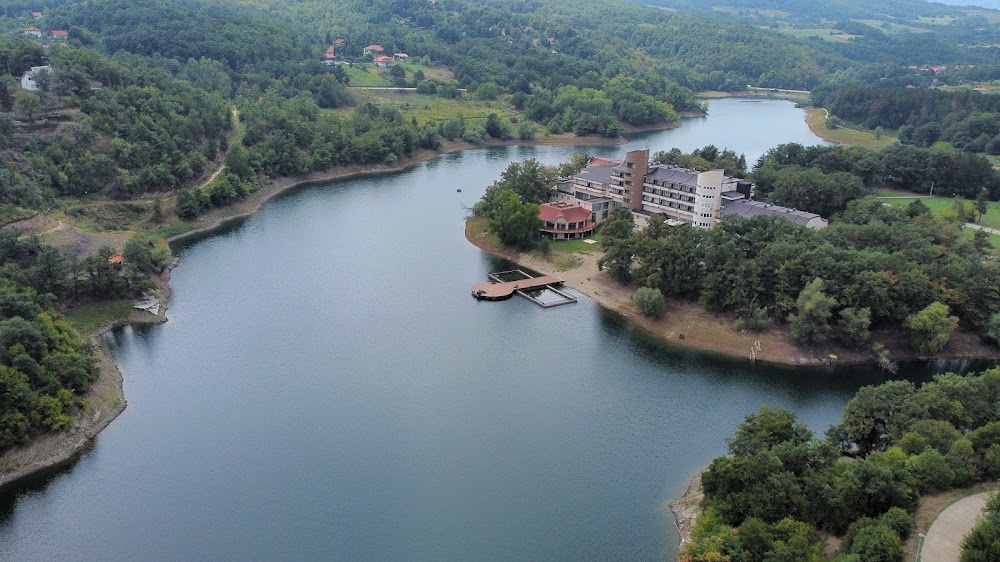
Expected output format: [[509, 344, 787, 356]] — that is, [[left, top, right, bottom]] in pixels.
[[814, 82, 1000, 154], [600, 194, 1000, 353]]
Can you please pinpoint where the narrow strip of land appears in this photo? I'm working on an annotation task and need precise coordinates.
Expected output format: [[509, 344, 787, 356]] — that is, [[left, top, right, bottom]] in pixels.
[[920, 492, 990, 562]]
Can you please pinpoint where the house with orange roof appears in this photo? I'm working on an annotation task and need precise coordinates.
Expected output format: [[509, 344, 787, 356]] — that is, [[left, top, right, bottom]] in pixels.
[[363, 44, 385, 55], [23, 27, 42, 38], [50, 30, 68, 40], [539, 202, 596, 240], [375, 55, 394, 68]]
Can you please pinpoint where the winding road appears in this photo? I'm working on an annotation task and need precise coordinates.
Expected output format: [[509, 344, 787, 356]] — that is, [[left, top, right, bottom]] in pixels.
[[920, 492, 990, 562]]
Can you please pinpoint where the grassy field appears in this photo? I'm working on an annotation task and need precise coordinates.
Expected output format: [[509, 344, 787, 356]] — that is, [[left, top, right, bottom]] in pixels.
[[343, 65, 390, 87], [65, 299, 138, 333], [344, 90, 520, 127], [805, 108, 899, 150], [777, 27, 856, 42], [396, 61, 455, 83], [855, 19, 931, 33], [962, 226, 1000, 252], [877, 194, 1000, 230], [917, 15, 958, 25]]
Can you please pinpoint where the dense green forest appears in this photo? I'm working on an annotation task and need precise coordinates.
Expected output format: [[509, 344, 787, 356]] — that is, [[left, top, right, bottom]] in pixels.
[[682, 368, 1000, 561], [0, 230, 169, 452]]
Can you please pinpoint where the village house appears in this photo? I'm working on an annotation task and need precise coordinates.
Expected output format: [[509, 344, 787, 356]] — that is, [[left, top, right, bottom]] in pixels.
[[551, 149, 827, 233], [363, 44, 385, 55], [32, 11, 42, 18], [50, 30, 68, 40], [19, 65, 52, 91], [23, 27, 42, 38], [375, 55, 394, 68], [539, 201, 596, 240]]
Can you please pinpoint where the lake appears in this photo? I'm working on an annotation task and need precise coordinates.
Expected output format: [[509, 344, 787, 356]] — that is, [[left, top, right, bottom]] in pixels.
[[0, 99, 929, 560]]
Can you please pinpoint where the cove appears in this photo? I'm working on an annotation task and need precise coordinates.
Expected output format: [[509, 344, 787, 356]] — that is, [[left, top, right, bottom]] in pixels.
[[0, 99, 961, 560]]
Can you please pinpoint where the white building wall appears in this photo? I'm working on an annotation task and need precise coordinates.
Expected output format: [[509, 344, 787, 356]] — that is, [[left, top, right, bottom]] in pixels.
[[693, 169, 725, 229]]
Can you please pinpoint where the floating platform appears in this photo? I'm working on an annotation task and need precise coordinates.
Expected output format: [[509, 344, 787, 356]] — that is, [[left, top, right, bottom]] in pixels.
[[472, 269, 577, 307]]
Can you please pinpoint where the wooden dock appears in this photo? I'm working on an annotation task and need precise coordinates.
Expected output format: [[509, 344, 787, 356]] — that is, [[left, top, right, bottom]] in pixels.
[[471, 275, 564, 300]]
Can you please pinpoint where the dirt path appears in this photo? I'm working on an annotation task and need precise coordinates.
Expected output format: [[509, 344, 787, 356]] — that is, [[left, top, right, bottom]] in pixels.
[[966, 223, 1000, 236], [920, 492, 990, 562]]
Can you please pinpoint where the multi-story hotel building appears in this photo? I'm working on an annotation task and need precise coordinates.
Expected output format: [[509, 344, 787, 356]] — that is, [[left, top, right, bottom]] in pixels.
[[552, 148, 827, 231]]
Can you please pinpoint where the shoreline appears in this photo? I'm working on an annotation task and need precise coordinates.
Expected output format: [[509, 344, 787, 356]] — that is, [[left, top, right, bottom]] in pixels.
[[166, 134, 636, 246], [667, 472, 704, 551], [464, 218, 1000, 368], [0, 295, 168, 494], [0, 131, 660, 494]]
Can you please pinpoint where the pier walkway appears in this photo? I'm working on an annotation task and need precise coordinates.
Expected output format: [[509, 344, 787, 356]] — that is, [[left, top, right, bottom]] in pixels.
[[472, 275, 564, 300]]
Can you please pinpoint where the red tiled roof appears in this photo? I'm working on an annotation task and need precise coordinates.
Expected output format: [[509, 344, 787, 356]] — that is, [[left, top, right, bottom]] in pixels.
[[540, 202, 590, 223], [375, 55, 393, 62], [51, 30, 68, 37], [365, 44, 384, 51], [24, 27, 40, 32]]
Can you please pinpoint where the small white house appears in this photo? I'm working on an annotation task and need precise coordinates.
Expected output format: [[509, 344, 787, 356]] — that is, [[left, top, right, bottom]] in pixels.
[[20, 65, 52, 91]]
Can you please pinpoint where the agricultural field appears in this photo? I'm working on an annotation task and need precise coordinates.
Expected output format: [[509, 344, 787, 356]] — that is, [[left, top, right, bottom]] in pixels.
[[854, 19, 931, 33], [341, 90, 520, 127], [396, 61, 455, 83], [342, 65, 391, 87], [776, 27, 857, 42], [917, 15, 958, 25]]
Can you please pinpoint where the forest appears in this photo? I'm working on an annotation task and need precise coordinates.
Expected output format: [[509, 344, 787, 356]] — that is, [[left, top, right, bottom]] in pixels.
[[682, 368, 1000, 561], [0, 230, 169, 452]]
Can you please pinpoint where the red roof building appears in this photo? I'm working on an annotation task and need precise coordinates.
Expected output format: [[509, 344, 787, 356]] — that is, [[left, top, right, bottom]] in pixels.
[[50, 30, 68, 39], [539, 202, 595, 240], [23, 27, 41, 37], [363, 44, 385, 54], [375, 55, 394, 67]]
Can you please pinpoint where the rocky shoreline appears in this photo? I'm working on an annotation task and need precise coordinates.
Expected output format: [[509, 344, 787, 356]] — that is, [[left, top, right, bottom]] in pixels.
[[0, 292, 169, 493], [668, 473, 704, 550]]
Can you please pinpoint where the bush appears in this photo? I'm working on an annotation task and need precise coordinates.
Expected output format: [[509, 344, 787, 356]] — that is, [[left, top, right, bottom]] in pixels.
[[633, 287, 665, 317]]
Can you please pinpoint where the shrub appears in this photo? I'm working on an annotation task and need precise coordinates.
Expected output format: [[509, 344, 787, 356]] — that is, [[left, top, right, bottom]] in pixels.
[[633, 287, 665, 317]]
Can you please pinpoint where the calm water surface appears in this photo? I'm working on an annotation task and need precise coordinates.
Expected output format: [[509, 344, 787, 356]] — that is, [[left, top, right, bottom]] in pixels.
[[0, 99, 934, 560]]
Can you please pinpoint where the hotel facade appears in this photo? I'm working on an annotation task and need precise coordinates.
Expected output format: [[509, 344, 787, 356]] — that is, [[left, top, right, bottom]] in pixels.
[[551, 148, 827, 231]]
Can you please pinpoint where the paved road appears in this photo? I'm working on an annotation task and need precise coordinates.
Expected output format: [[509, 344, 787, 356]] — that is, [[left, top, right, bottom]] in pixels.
[[921, 492, 990, 562], [966, 223, 1000, 236]]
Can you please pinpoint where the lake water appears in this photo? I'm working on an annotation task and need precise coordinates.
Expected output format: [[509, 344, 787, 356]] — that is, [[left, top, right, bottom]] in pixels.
[[0, 99, 930, 560]]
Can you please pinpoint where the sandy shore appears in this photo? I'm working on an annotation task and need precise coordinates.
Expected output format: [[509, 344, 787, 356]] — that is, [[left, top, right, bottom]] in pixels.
[[464, 218, 1000, 368]]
